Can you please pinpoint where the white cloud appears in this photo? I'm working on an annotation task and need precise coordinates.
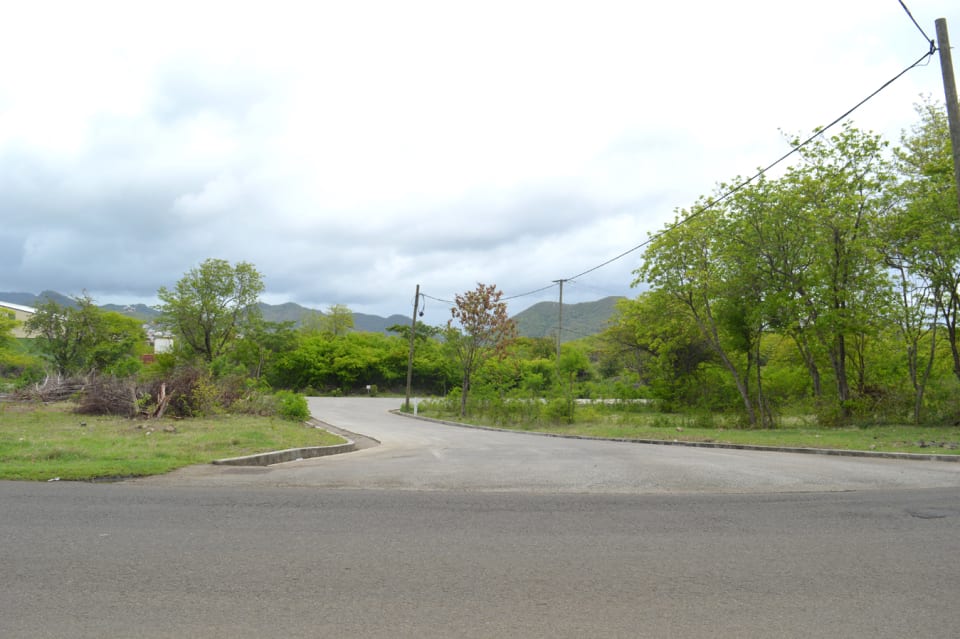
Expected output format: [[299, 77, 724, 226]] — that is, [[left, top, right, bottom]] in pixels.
[[0, 0, 956, 325]]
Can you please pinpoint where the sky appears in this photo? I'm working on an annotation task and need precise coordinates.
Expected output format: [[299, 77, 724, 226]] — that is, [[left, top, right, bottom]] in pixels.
[[1, 0, 957, 327]]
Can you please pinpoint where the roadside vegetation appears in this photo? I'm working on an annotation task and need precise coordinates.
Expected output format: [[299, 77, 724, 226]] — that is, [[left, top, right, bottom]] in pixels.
[[0, 401, 342, 481], [2, 101, 960, 477]]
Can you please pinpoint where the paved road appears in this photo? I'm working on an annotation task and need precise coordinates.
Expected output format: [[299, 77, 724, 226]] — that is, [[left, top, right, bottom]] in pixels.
[[5, 397, 960, 638], [140, 397, 960, 494], [3, 483, 960, 638]]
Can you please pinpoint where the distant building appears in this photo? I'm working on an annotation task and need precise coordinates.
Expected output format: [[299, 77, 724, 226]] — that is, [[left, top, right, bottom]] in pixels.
[[143, 323, 174, 354], [153, 336, 174, 354], [0, 301, 36, 338]]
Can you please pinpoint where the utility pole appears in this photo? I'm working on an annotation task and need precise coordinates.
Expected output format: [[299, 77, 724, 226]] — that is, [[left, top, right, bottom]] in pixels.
[[936, 18, 960, 215], [552, 279, 566, 361], [404, 284, 420, 412]]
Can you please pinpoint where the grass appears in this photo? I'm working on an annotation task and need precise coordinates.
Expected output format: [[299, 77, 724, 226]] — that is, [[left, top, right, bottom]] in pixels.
[[417, 402, 960, 456], [0, 400, 345, 481]]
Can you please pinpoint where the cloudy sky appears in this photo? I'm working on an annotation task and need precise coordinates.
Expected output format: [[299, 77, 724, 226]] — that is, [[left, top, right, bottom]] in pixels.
[[1, 1, 956, 326]]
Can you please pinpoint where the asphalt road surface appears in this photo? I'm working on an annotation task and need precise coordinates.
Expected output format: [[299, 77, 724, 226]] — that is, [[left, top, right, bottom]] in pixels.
[[141, 397, 960, 494], [3, 397, 960, 638]]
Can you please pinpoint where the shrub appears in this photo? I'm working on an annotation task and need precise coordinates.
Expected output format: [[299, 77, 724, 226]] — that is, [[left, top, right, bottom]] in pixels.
[[229, 390, 278, 416], [276, 390, 310, 421], [543, 396, 574, 424]]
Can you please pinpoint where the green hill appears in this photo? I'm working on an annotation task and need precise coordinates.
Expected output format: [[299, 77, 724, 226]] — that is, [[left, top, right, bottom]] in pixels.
[[513, 296, 623, 342], [2, 290, 623, 338]]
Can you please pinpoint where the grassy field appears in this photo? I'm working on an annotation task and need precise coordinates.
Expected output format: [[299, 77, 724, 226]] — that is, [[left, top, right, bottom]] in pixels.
[[0, 401, 345, 481], [416, 403, 960, 456]]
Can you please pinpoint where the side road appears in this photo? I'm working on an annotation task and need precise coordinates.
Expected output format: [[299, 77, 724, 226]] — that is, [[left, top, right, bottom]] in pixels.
[[399, 411, 960, 462], [134, 397, 960, 494]]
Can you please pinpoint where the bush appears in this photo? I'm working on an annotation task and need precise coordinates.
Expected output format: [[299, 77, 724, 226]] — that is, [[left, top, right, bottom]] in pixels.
[[229, 390, 278, 417], [543, 396, 574, 424], [276, 390, 310, 421]]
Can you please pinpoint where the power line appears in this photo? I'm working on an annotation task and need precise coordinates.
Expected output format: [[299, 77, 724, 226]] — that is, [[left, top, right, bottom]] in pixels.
[[562, 46, 936, 284], [425, 12, 939, 309], [422, 293, 453, 305], [502, 283, 558, 302], [898, 0, 936, 50]]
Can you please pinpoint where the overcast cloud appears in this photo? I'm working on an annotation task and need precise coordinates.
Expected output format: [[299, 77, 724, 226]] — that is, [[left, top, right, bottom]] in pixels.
[[1, 1, 956, 325]]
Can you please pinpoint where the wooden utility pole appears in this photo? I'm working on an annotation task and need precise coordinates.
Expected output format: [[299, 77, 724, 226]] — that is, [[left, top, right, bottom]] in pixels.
[[936, 18, 960, 215], [404, 284, 420, 412], [552, 279, 566, 361]]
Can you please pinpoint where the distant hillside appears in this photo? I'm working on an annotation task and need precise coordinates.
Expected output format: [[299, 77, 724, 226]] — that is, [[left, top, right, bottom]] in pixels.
[[100, 303, 161, 321], [256, 302, 407, 333], [258, 302, 315, 325], [3, 290, 622, 338], [513, 296, 624, 342], [0, 290, 76, 308], [353, 312, 410, 333], [1, 291, 410, 335]]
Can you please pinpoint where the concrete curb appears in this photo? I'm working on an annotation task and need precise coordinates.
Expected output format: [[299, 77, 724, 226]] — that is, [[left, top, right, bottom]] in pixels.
[[391, 410, 960, 463], [212, 420, 357, 467]]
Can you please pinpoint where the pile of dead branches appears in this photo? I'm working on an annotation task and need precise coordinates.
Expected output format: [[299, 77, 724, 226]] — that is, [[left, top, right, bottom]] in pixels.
[[14, 374, 89, 403], [75, 376, 140, 417]]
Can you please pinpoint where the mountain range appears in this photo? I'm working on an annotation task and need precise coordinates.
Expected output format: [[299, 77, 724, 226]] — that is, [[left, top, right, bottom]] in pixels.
[[1, 291, 624, 339]]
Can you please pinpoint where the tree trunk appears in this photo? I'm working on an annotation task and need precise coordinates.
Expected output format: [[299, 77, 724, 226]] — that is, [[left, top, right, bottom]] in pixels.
[[459, 373, 469, 417]]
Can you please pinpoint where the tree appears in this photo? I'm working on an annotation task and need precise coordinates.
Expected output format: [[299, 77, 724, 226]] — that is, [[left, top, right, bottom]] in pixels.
[[270, 331, 408, 393], [788, 124, 895, 420], [0, 309, 16, 350], [448, 283, 517, 416], [602, 290, 715, 407], [637, 200, 764, 425], [879, 100, 960, 422], [87, 311, 147, 376], [231, 319, 298, 380], [25, 295, 145, 376], [157, 259, 265, 362], [321, 304, 354, 336]]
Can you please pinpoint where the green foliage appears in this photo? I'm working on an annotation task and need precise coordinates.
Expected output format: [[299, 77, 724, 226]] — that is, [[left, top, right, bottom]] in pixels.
[[405, 105, 960, 428], [0, 314, 45, 389], [0, 348, 45, 390], [188, 369, 222, 417], [157, 258, 264, 362], [0, 311, 17, 349], [543, 396, 574, 424], [321, 304, 355, 336], [276, 325, 457, 395], [275, 390, 310, 421], [229, 319, 299, 380], [25, 295, 146, 376]]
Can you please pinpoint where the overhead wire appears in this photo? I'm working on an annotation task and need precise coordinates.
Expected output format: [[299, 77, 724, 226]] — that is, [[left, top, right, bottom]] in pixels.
[[560, 45, 937, 286], [427, 4, 940, 312], [898, 0, 936, 49]]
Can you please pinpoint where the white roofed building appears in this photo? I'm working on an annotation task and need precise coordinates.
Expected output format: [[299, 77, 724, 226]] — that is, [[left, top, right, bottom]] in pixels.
[[0, 301, 36, 338]]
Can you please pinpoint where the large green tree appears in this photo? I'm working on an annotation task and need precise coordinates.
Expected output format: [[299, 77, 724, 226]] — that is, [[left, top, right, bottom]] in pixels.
[[637, 200, 765, 424], [876, 100, 960, 422], [891, 102, 960, 376], [636, 123, 898, 425], [157, 259, 265, 362], [788, 125, 895, 418], [25, 295, 145, 376]]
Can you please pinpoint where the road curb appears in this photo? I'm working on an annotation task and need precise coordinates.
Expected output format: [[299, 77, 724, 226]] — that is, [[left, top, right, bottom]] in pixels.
[[391, 410, 960, 463], [212, 419, 358, 466]]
